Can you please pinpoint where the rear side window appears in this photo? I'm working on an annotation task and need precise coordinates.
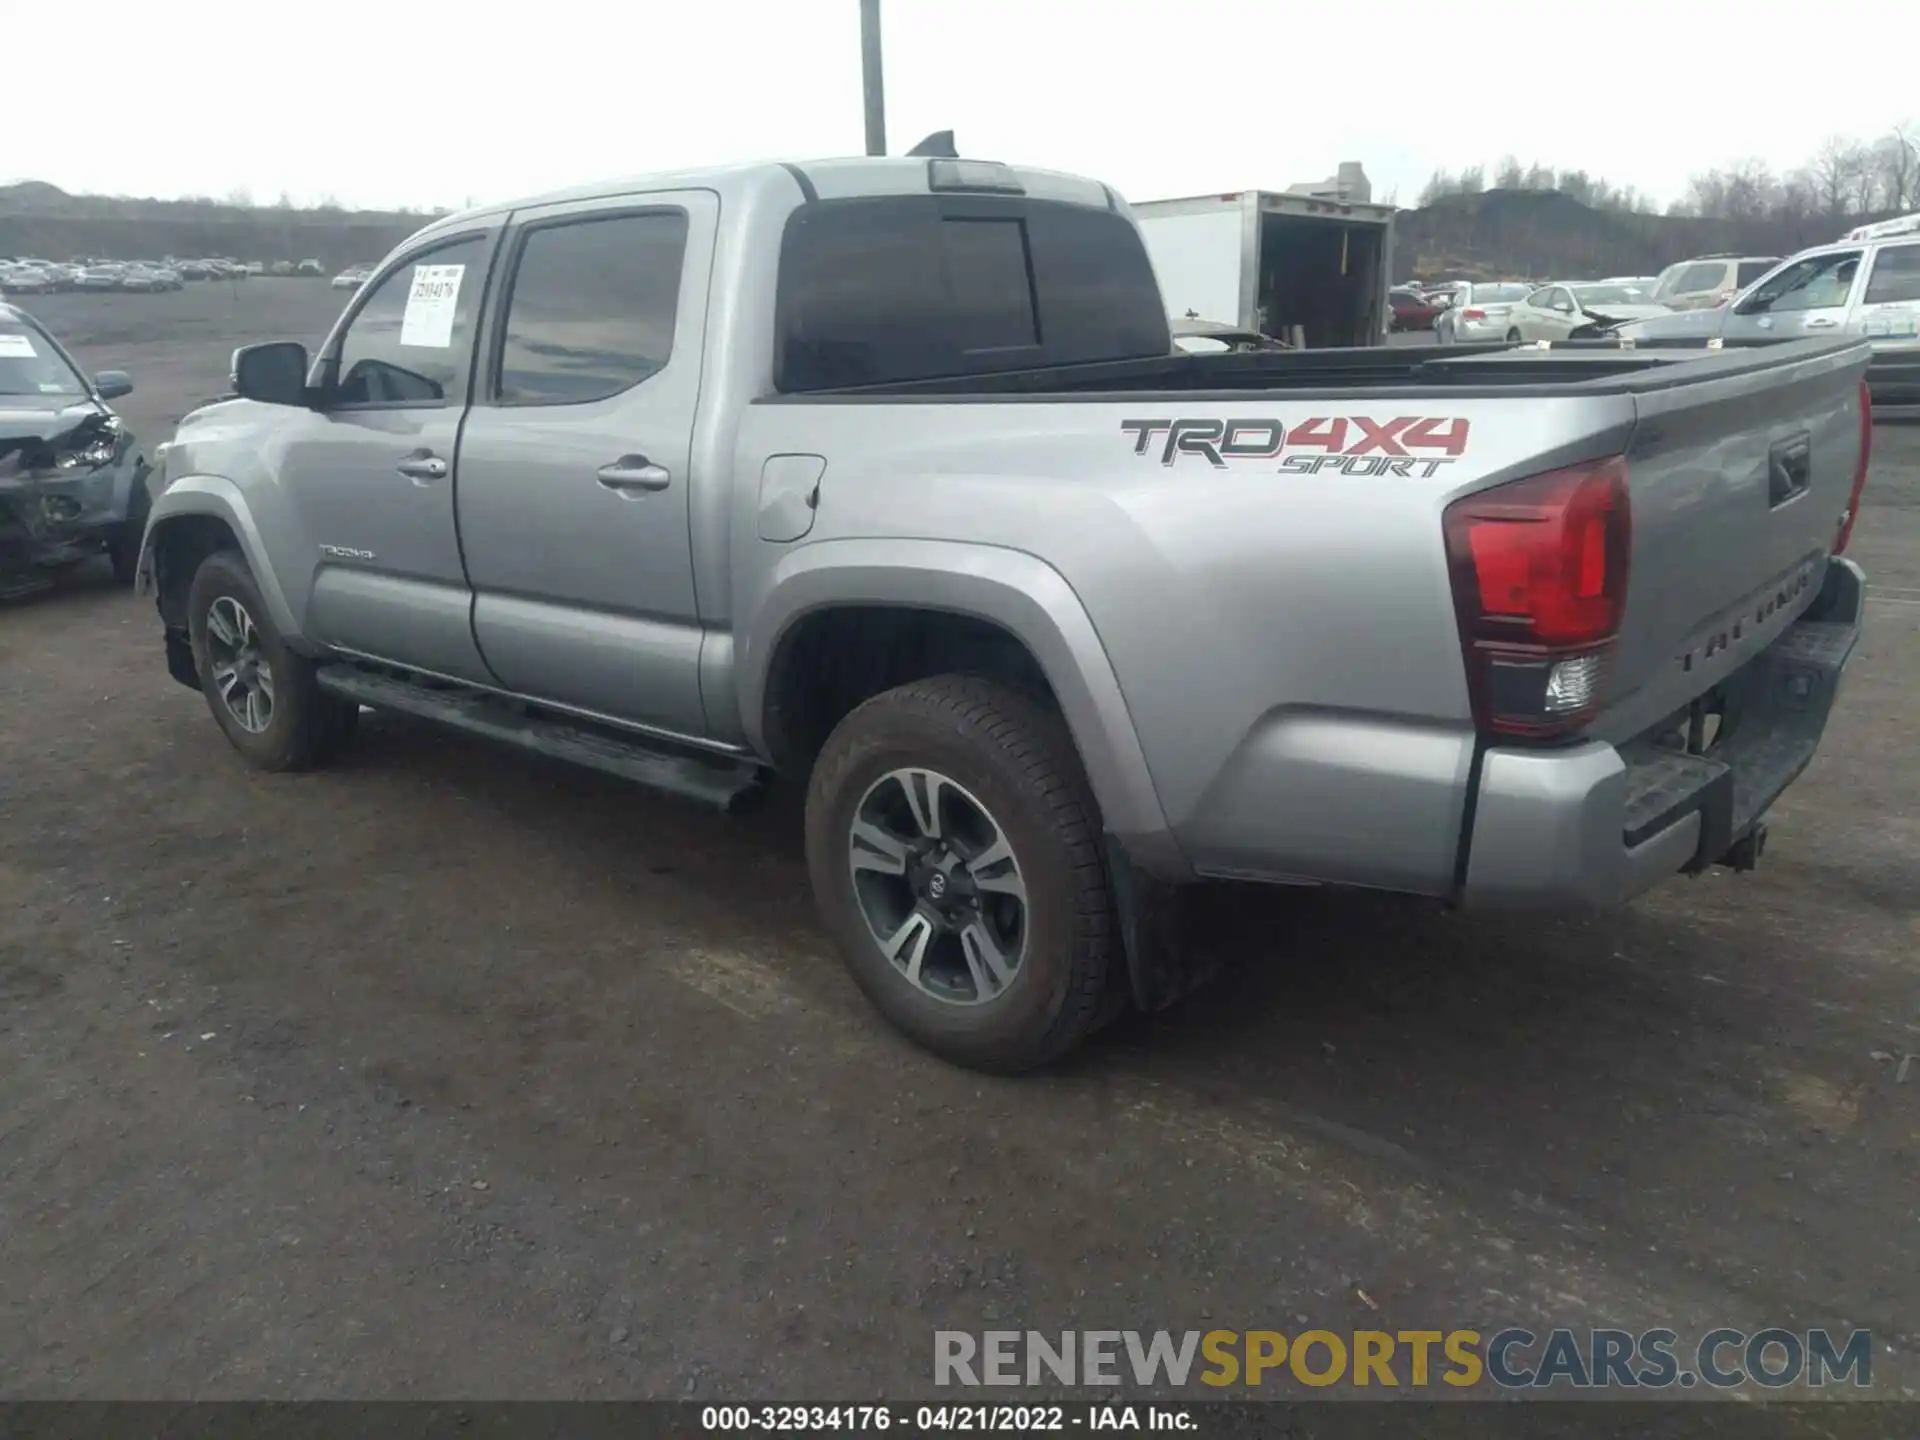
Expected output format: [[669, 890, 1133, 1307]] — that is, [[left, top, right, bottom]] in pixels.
[[1736, 260, 1776, 287], [1671, 262, 1729, 295], [1864, 243, 1920, 305], [774, 195, 1169, 392], [495, 210, 689, 404]]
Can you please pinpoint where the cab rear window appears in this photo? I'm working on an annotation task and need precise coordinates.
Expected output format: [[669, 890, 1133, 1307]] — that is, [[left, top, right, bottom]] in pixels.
[[774, 195, 1170, 392]]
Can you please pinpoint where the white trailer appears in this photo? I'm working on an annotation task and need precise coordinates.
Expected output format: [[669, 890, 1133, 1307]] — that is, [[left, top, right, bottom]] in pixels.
[[1133, 187, 1397, 348]]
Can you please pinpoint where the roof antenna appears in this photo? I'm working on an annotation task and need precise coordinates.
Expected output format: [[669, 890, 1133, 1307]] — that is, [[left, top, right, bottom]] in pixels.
[[905, 131, 958, 158]]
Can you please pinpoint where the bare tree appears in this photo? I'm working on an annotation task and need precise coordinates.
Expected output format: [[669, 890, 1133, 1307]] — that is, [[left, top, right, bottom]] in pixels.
[[1682, 167, 1727, 218], [1494, 155, 1525, 190], [1723, 158, 1778, 220], [1874, 121, 1917, 210], [1809, 136, 1868, 217], [1777, 171, 1817, 221], [1456, 165, 1486, 195]]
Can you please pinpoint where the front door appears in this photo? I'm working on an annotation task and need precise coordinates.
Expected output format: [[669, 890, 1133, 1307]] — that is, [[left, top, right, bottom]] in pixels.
[[1522, 286, 1581, 340], [1722, 248, 1862, 344], [277, 226, 500, 681], [455, 191, 715, 740]]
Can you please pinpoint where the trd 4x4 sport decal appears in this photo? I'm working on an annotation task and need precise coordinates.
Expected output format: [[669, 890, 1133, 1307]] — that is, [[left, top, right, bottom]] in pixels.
[[1120, 416, 1471, 476]]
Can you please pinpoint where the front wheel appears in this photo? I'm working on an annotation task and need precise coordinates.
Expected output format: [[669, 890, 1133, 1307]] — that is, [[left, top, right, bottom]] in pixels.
[[1506, 328, 1523, 343], [805, 674, 1119, 1073], [185, 550, 356, 771]]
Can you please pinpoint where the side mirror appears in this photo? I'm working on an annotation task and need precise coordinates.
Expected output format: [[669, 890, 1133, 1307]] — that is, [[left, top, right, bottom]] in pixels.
[[232, 341, 310, 406], [93, 370, 133, 400]]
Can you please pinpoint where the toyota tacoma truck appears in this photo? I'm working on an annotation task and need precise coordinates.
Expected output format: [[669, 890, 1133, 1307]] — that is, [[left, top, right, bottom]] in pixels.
[[136, 153, 1873, 1072]]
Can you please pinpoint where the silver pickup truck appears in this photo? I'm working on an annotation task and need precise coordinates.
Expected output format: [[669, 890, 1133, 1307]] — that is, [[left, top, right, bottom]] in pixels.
[[137, 153, 1873, 1072]]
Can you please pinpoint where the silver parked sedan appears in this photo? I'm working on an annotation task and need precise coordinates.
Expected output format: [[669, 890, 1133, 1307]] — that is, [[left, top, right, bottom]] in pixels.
[[1431, 282, 1534, 343]]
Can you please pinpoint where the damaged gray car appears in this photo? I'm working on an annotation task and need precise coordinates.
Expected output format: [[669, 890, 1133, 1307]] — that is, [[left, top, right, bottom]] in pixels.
[[0, 302, 152, 597]]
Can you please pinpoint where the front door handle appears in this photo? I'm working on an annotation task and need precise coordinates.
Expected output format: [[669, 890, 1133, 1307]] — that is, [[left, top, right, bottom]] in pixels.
[[1803, 317, 1840, 329], [596, 454, 671, 493], [396, 451, 448, 483]]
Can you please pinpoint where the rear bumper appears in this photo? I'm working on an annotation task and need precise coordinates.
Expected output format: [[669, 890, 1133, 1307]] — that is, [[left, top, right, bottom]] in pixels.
[[1460, 557, 1864, 907]]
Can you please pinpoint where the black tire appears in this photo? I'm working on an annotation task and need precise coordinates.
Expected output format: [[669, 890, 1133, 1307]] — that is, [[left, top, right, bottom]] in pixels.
[[107, 479, 150, 586], [1506, 328, 1523, 343], [805, 674, 1118, 1073], [185, 549, 354, 771]]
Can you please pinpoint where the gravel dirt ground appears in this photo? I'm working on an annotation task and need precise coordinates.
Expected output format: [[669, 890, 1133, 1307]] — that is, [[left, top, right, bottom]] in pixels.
[[2, 284, 1916, 1403]]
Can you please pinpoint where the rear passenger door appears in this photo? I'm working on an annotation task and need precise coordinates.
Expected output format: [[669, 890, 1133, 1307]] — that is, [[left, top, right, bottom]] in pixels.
[[1856, 241, 1920, 354], [456, 191, 715, 740]]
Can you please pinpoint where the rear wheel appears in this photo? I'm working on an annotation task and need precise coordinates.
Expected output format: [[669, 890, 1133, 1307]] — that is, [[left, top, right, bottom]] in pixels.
[[186, 550, 356, 771], [1506, 328, 1522, 343], [805, 674, 1118, 1073]]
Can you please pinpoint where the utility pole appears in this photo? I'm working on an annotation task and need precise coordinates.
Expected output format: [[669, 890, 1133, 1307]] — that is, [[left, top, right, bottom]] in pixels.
[[860, 0, 887, 156]]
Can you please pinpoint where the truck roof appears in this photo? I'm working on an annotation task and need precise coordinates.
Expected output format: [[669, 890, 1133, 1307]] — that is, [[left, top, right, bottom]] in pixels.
[[405, 156, 1123, 247]]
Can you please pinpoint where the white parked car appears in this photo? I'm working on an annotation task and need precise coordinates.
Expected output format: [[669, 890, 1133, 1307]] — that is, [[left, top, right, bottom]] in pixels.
[[1, 264, 55, 294], [1504, 281, 1671, 342]]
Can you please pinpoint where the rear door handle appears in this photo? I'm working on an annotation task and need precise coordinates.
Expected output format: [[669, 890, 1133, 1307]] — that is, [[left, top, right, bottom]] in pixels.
[[396, 451, 447, 483], [596, 454, 671, 493]]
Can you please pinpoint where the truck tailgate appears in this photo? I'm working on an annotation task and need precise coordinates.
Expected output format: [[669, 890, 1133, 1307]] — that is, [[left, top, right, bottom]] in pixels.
[[1593, 339, 1871, 743]]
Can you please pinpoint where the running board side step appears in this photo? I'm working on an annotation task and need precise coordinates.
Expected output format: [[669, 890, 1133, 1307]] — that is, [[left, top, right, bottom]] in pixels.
[[313, 666, 765, 814]]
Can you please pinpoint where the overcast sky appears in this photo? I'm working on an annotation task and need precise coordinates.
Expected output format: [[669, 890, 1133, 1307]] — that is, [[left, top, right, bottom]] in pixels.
[[11, 0, 1910, 212]]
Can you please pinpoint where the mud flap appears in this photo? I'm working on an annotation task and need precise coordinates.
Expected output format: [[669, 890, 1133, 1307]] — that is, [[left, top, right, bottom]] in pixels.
[[1105, 835, 1207, 1012], [165, 627, 199, 690]]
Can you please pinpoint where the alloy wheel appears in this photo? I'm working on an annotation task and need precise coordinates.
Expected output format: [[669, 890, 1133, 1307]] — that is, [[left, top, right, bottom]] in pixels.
[[204, 595, 276, 734], [847, 767, 1029, 1006]]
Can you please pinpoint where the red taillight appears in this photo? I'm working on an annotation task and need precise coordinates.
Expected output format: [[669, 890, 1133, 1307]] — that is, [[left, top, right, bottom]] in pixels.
[[1835, 379, 1871, 555], [1443, 456, 1632, 739], [1462, 307, 1487, 320]]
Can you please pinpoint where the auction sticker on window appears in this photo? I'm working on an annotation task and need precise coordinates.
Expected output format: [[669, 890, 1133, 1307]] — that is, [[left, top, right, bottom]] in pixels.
[[0, 333, 39, 358], [399, 264, 465, 348]]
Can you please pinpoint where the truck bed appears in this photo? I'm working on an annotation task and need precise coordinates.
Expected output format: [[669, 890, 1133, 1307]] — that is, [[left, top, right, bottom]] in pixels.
[[742, 330, 1870, 898], [766, 335, 1863, 402]]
